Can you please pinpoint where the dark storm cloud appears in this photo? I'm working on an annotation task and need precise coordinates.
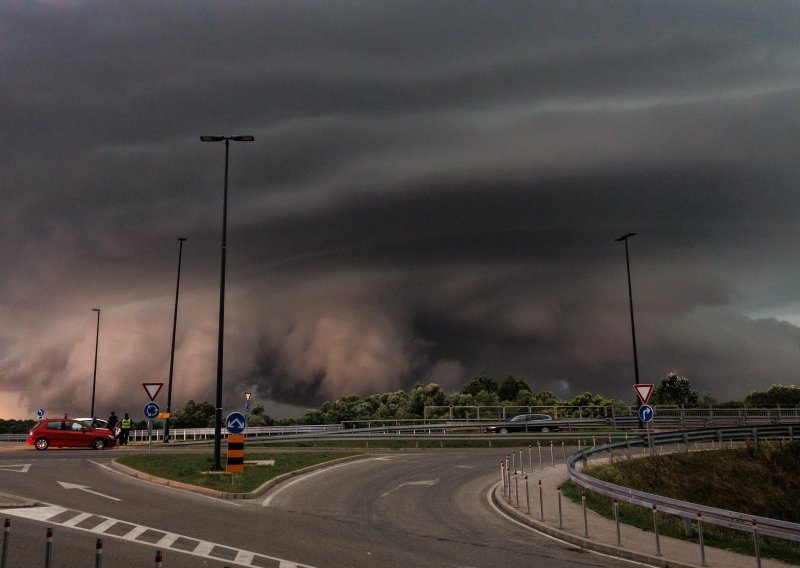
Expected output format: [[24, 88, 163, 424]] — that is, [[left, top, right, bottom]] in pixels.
[[1, 1, 800, 417]]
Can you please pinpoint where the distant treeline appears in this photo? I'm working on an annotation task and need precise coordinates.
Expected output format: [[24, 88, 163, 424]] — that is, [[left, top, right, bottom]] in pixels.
[[2, 376, 797, 433], [0, 419, 35, 435]]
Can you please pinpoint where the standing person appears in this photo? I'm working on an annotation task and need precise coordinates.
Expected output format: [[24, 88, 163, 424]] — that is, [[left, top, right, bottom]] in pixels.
[[119, 413, 132, 446], [106, 411, 119, 442]]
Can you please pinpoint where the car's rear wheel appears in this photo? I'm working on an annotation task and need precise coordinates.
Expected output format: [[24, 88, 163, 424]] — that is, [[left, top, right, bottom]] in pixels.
[[35, 438, 49, 450], [92, 438, 107, 450], [499, 427, 509, 434], [540, 426, 550, 433]]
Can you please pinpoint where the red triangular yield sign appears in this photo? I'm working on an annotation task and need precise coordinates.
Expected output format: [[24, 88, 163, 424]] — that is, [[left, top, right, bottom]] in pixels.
[[633, 384, 654, 404], [142, 383, 164, 402]]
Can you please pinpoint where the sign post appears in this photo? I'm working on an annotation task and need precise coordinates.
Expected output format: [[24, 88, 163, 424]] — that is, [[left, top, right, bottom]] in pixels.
[[144, 403, 160, 453], [225, 412, 247, 474], [633, 384, 654, 405], [634, 384, 655, 449], [142, 383, 164, 402]]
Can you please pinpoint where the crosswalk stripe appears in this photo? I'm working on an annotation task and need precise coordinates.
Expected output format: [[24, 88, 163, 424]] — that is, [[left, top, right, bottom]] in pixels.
[[155, 532, 180, 548], [62, 512, 93, 527], [122, 525, 148, 540], [193, 541, 215, 555], [93, 518, 118, 533], [234, 550, 255, 563], [0, 505, 317, 568]]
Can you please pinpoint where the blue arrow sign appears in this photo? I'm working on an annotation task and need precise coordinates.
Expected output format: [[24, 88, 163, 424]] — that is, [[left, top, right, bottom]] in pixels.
[[36, 408, 45, 418], [638, 404, 654, 423], [226, 412, 247, 434], [144, 402, 160, 419]]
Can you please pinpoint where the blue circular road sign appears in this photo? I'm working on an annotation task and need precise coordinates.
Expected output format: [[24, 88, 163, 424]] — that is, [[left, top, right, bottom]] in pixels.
[[225, 411, 247, 434], [36, 408, 45, 418], [638, 404, 655, 423], [144, 402, 160, 419]]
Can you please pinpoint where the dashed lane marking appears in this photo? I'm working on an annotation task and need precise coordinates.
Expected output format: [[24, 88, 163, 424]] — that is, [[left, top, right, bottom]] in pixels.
[[0, 505, 316, 567]]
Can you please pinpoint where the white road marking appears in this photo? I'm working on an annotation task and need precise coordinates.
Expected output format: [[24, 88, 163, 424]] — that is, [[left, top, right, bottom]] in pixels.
[[193, 541, 214, 555], [380, 479, 439, 498], [154, 532, 180, 548], [0, 505, 317, 567], [123, 525, 148, 540], [57, 481, 121, 501], [62, 512, 93, 527], [0, 463, 32, 473], [92, 518, 118, 533], [234, 550, 255, 563]]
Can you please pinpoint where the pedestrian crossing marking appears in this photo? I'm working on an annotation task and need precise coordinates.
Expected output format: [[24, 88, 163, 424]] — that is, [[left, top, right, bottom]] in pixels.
[[0, 505, 316, 567]]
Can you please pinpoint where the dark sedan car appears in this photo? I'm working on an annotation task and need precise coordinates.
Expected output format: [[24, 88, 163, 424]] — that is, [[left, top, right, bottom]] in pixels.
[[484, 413, 559, 433]]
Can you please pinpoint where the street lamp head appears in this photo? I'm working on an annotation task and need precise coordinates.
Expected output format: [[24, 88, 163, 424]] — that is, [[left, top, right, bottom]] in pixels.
[[92, 308, 100, 312], [615, 232, 637, 242], [201, 135, 254, 142], [178, 237, 187, 242]]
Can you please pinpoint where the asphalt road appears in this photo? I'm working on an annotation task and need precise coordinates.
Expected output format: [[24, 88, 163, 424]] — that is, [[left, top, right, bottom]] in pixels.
[[0, 447, 634, 567]]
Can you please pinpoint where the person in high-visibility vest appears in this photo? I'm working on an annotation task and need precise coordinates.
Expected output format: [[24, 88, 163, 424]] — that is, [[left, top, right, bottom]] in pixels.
[[119, 413, 132, 446]]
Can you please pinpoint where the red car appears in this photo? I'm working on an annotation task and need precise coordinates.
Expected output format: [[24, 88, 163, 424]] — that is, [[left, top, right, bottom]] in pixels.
[[27, 418, 117, 450]]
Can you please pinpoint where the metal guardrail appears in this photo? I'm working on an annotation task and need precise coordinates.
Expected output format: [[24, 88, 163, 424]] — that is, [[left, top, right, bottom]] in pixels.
[[130, 424, 342, 442], [0, 434, 26, 442], [0, 425, 343, 444], [567, 425, 800, 542]]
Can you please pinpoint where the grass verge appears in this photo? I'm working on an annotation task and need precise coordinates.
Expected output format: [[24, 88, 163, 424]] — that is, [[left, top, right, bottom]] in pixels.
[[563, 441, 800, 565], [116, 451, 360, 493]]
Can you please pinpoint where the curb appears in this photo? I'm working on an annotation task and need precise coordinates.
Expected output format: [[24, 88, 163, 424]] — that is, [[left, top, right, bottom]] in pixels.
[[109, 453, 370, 500], [492, 484, 697, 568]]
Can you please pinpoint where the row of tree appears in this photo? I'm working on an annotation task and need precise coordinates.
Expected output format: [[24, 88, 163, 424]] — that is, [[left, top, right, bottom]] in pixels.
[[1, 375, 797, 433], [143, 373, 800, 428]]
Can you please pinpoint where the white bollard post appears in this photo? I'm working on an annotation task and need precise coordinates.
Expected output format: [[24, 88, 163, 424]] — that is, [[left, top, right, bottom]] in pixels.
[[95, 538, 103, 568], [582, 490, 589, 537], [525, 475, 530, 514], [44, 527, 53, 568]]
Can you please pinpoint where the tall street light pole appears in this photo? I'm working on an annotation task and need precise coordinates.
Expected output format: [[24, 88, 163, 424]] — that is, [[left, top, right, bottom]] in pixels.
[[164, 237, 186, 444], [616, 232, 642, 426], [615, 233, 640, 386], [200, 135, 254, 471], [90, 308, 101, 418]]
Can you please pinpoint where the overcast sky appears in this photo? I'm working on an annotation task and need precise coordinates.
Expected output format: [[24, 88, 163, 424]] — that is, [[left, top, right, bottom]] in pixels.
[[2, 1, 800, 420]]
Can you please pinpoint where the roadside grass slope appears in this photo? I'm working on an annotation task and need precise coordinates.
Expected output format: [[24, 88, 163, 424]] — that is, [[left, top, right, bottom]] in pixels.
[[564, 441, 800, 564]]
